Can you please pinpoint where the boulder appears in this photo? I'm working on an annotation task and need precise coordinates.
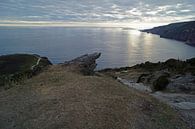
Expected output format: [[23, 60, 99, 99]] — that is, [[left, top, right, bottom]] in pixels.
[[137, 73, 152, 83], [136, 70, 170, 91], [167, 74, 195, 93], [64, 53, 101, 75]]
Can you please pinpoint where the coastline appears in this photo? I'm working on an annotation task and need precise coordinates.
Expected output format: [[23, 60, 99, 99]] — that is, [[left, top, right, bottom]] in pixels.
[[141, 21, 195, 46], [142, 31, 195, 47], [0, 53, 194, 128]]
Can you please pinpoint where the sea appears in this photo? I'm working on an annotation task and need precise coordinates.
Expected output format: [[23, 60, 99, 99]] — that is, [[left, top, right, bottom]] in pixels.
[[1, 26, 195, 69]]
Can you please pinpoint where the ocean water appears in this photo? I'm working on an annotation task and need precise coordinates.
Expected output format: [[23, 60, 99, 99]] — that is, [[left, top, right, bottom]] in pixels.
[[0, 27, 195, 69]]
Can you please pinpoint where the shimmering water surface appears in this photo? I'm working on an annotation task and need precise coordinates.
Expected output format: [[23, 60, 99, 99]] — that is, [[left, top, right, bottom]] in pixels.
[[0, 27, 195, 69]]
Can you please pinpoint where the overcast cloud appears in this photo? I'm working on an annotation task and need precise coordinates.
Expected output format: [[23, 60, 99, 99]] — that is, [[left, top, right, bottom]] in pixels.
[[0, 0, 194, 27]]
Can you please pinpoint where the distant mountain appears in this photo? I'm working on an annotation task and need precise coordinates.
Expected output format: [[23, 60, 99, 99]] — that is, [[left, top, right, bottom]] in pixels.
[[142, 21, 195, 46]]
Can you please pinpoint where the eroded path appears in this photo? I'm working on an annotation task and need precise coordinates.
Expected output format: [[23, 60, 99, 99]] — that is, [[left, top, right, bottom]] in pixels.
[[31, 56, 41, 70]]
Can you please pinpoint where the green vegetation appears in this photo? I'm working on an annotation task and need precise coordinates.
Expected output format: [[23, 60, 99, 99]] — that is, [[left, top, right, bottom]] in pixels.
[[0, 54, 38, 74], [0, 54, 51, 89], [152, 75, 169, 91]]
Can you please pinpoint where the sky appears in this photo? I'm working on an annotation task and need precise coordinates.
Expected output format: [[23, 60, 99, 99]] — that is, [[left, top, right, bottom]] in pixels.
[[0, 0, 195, 29]]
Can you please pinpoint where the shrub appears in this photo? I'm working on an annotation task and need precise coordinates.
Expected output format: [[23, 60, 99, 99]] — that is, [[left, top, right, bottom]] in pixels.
[[187, 58, 195, 66], [152, 75, 169, 91]]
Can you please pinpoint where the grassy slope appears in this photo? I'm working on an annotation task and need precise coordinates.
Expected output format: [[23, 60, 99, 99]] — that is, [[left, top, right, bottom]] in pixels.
[[0, 65, 189, 129], [0, 54, 38, 75], [0, 54, 52, 88]]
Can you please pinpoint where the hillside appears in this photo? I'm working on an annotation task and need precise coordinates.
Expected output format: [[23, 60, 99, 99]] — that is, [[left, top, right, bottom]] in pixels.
[[0, 53, 189, 129], [142, 21, 195, 45], [0, 54, 52, 89], [101, 57, 195, 128]]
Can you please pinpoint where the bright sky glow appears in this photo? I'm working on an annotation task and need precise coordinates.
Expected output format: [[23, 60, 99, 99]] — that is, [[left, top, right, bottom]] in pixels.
[[0, 0, 194, 29]]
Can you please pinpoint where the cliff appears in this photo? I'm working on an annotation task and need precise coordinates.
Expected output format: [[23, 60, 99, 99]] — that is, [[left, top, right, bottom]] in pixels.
[[0, 53, 189, 129], [0, 54, 52, 88], [142, 21, 195, 45]]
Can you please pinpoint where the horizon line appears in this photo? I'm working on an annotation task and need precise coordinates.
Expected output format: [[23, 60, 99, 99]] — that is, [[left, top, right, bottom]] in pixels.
[[0, 20, 171, 29]]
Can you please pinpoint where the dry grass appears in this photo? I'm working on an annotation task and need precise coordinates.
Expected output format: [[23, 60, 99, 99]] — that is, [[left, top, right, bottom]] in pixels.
[[0, 65, 189, 129]]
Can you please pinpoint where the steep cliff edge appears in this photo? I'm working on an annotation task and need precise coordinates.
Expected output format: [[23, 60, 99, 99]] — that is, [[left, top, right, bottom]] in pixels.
[[0, 53, 189, 129], [0, 54, 52, 89], [142, 21, 195, 45]]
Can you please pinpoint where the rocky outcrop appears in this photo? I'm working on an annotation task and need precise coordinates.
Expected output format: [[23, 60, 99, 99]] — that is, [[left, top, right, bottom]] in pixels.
[[64, 52, 101, 75], [167, 74, 195, 94], [100, 57, 195, 128], [135, 58, 195, 93], [101, 57, 195, 93], [142, 21, 195, 45]]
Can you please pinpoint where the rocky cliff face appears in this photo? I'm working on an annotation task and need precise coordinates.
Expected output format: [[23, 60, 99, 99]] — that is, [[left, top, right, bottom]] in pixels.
[[64, 52, 101, 75], [142, 21, 195, 45]]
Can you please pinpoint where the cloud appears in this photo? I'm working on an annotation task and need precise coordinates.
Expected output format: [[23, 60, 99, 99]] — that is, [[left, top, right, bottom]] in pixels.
[[180, 9, 191, 12], [0, 0, 194, 25]]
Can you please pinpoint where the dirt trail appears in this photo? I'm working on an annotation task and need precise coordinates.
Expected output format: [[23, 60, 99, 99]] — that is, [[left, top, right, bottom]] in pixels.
[[31, 56, 41, 70]]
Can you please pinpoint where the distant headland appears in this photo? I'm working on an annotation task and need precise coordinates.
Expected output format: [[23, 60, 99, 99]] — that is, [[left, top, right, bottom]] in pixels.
[[142, 21, 195, 46]]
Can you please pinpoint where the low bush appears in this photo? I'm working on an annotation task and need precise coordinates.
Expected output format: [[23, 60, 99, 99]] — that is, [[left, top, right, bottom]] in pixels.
[[152, 75, 169, 91]]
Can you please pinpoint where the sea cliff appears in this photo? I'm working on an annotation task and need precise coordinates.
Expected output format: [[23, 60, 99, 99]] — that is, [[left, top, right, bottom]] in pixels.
[[142, 21, 195, 45]]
